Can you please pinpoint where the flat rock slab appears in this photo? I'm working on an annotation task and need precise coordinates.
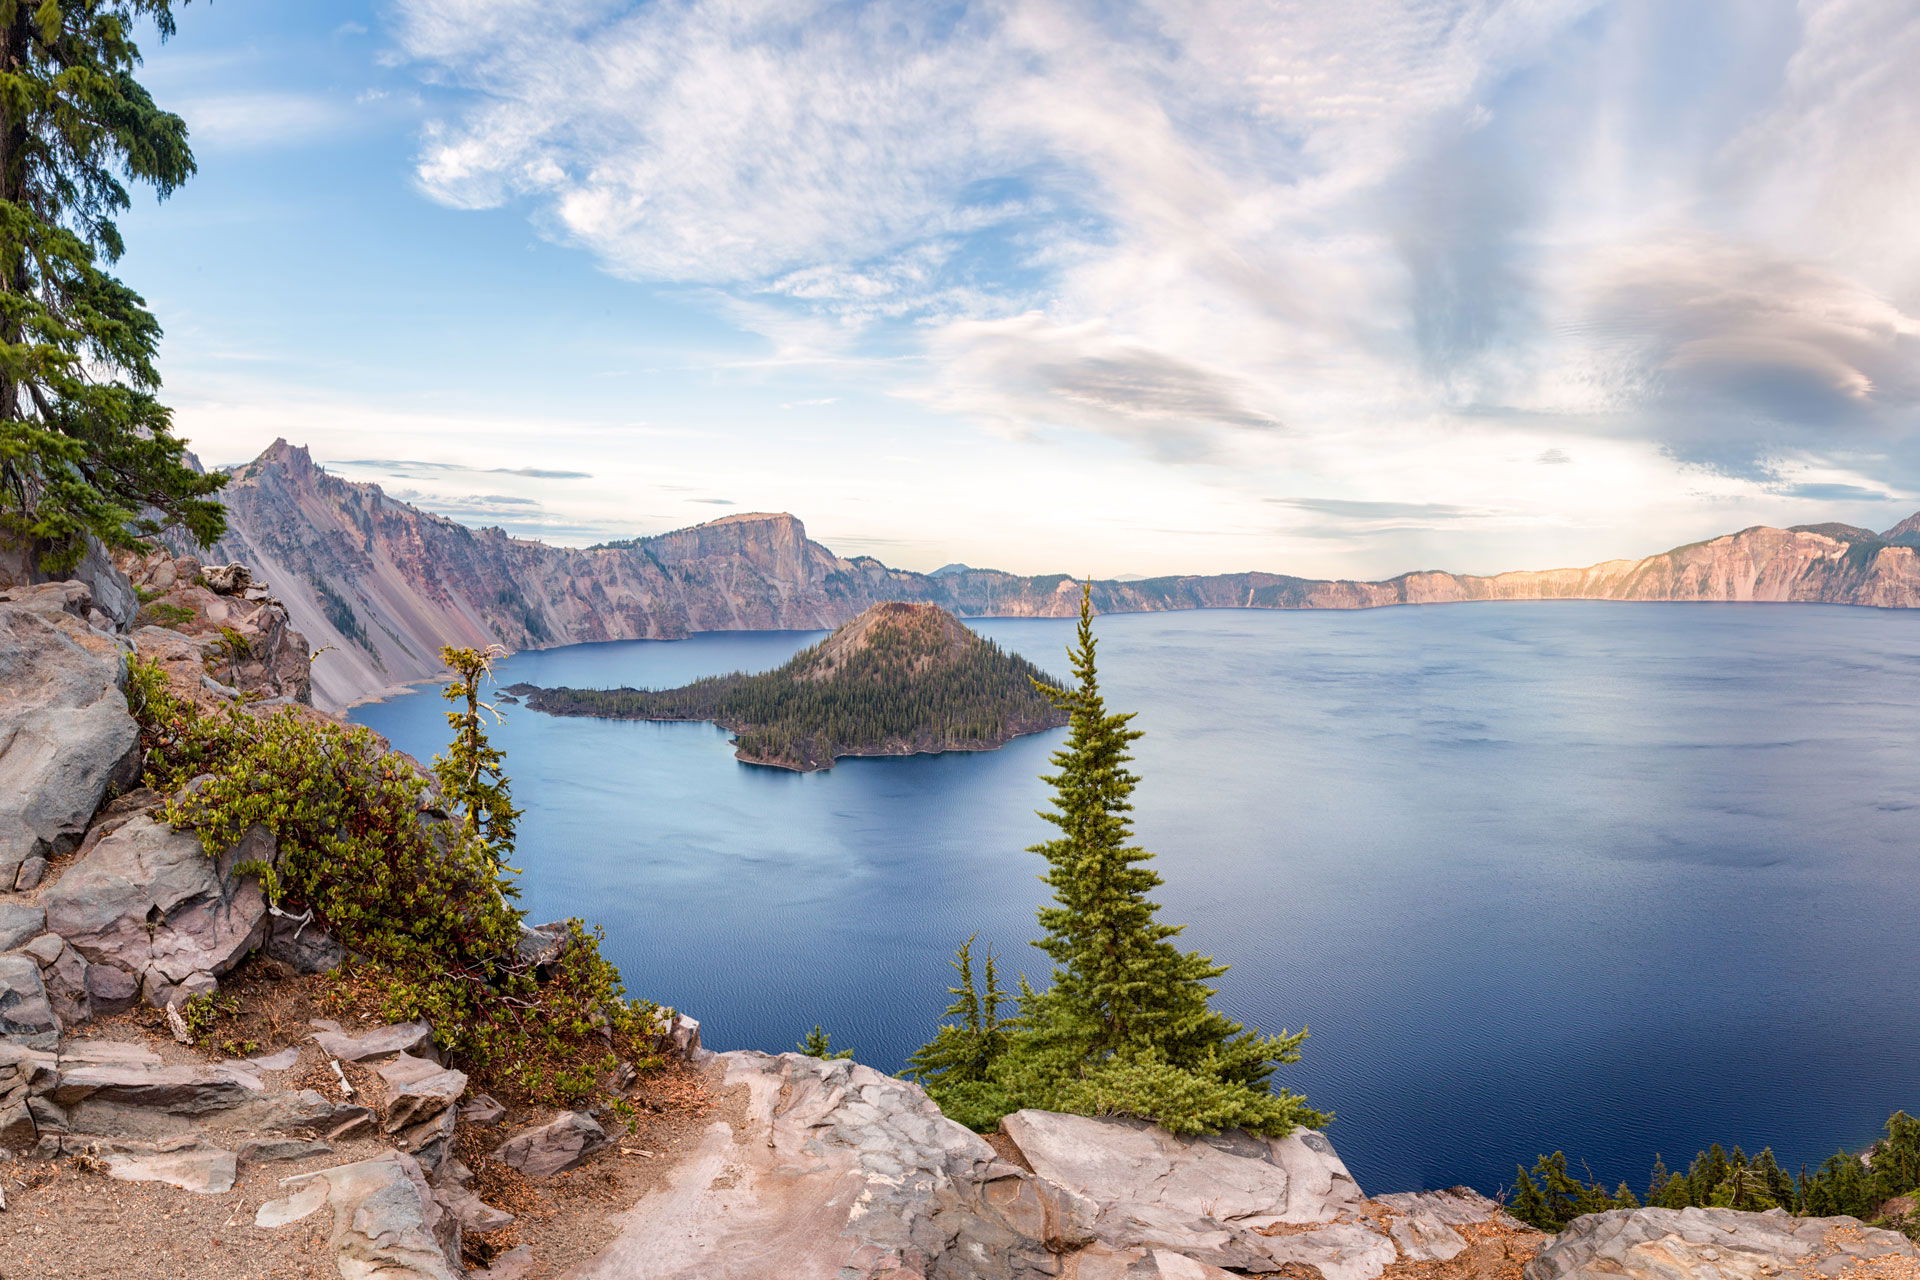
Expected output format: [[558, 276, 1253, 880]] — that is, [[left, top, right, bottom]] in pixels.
[[49, 1062, 264, 1116], [311, 1018, 437, 1062], [494, 1109, 609, 1178], [1526, 1206, 1920, 1280], [102, 1138, 238, 1194]]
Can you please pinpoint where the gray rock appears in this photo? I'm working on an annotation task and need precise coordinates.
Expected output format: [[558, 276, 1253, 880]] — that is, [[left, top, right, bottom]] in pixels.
[[312, 1018, 437, 1062], [238, 1137, 334, 1164], [49, 1062, 264, 1117], [264, 912, 344, 973], [1073, 1246, 1244, 1279], [570, 1051, 1056, 1280], [458, 1093, 506, 1128], [0, 902, 45, 952], [200, 563, 254, 595], [1001, 1108, 1371, 1272], [40, 813, 271, 1005], [381, 1053, 468, 1132], [0, 953, 60, 1048], [227, 1046, 299, 1072], [100, 1137, 238, 1194], [254, 1087, 371, 1135], [513, 919, 571, 968], [0, 605, 139, 891], [21, 932, 65, 966], [434, 1180, 515, 1234], [260, 1151, 462, 1280], [654, 1008, 704, 1061], [1526, 1206, 1920, 1280], [494, 1109, 610, 1178], [471, 1244, 534, 1280], [0, 1099, 34, 1149]]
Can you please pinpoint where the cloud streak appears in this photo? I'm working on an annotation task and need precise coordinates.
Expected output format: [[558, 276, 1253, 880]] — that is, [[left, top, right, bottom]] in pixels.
[[389, 0, 1920, 520]]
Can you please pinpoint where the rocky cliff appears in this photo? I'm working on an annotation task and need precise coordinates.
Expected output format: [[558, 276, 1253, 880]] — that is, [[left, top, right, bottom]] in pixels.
[[203, 440, 1920, 711]]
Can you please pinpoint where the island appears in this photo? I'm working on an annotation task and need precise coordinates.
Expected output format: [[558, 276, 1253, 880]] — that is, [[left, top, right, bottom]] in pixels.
[[520, 601, 1070, 770]]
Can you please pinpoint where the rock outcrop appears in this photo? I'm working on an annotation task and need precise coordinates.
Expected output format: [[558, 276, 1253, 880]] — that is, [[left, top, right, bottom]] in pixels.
[[0, 591, 139, 892], [1525, 1205, 1920, 1279], [569, 1050, 1525, 1280], [198, 439, 1920, 710]]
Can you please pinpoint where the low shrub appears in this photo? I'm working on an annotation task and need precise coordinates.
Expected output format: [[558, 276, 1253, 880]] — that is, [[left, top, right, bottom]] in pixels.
[[127, 656, 661, 1109]]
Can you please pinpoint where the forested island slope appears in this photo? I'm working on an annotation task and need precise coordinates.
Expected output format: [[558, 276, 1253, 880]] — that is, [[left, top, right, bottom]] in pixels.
[[523, 601, 1067, 770], [201, 440, 1920, 710]]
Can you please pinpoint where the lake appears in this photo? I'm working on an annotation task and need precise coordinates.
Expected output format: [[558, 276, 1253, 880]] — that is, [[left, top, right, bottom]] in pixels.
[[350, 602, 1920, 1197]]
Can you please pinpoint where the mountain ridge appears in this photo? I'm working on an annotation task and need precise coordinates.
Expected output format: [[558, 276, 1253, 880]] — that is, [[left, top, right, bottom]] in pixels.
[[199, 440, 1920, 711]]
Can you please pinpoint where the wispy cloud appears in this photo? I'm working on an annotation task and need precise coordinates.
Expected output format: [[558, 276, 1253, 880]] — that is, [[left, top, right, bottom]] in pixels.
[[383, 0, 1920, 556], [178, 91, 355, 150]]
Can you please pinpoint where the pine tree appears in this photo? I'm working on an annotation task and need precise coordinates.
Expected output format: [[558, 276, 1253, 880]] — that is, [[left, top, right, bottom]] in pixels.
[[0, 1, 225, 572], [1510, 1167, 1549, 1228], [797, 1025, 853, 1060], [908, 584, 1323, 1138], [433, 644, 521, 868]]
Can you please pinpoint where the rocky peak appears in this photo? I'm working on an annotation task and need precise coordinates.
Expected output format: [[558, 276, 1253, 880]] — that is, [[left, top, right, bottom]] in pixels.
[[804, 600, 977, 680], [1880, 511, 1920, 544]]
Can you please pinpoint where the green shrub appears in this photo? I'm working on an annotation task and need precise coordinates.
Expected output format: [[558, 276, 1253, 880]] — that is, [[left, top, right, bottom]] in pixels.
[[127, 657, 660, 1108], [136, 601, 195, 628]]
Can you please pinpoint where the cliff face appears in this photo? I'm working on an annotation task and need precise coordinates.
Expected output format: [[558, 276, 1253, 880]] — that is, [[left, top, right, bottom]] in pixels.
[[204, 441, 1920, 710]]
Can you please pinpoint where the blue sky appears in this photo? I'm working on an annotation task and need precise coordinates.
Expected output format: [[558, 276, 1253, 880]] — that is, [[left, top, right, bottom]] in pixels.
[[123, 0, 1920, 576]]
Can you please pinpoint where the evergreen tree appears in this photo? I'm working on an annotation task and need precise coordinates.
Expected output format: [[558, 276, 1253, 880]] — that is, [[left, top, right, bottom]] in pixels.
[[1510, 1167, 1549, 1228], [433, 644, 520, 868], [1646, 1153, 1673, 1204], [1613, 1181, 1641, 1209], [797, 1025, 853, 1060], [909, 585, 1324, 1137], [0, 0, 225, 572]]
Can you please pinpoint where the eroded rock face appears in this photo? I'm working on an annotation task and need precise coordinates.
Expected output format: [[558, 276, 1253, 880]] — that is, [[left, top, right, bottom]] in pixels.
[[1526, 1206, 1920, 1280], [1000, 1108, 1400, 1275], [0, 603, 139, 891], [572, 1052, 1058, 1280], [39, 813, 271, 1011]]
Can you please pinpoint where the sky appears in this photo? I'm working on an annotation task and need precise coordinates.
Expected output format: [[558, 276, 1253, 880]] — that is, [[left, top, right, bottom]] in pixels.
[[122, 0, 1920, 578]]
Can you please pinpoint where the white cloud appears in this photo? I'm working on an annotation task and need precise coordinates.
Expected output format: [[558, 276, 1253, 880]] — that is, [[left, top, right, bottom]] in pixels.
[[383, 0, 1920, 564]]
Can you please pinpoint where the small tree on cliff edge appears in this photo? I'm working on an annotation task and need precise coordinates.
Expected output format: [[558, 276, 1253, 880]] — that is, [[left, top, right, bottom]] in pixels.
[[0, 1, 227, 571], [912, 584, 1325, 1137], [434, 644, 521, 870]]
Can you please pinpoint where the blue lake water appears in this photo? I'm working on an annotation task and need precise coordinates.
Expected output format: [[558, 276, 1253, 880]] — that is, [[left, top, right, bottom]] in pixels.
[[350, 602, 1920, 1197]]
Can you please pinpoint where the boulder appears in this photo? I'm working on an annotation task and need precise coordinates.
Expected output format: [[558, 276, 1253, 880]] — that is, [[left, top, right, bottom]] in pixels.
[[0, 604, 139, 891], [570, 1051, 1056, 1280], [380, 1053, 468, 1133], [494, 1109, 610, 1178], [1526, 1206, 1920, 1280], [0, 901, 46, 952], [1000, 1109, 1373, 1272], [458, 1093, 506, 1128], [239, 1137, 334, 1164], [40, 813, 271, 1006], [312, 1018, 438, 1063], [257, 1151, 463, 1280], [0, 953, 60, 1048]]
